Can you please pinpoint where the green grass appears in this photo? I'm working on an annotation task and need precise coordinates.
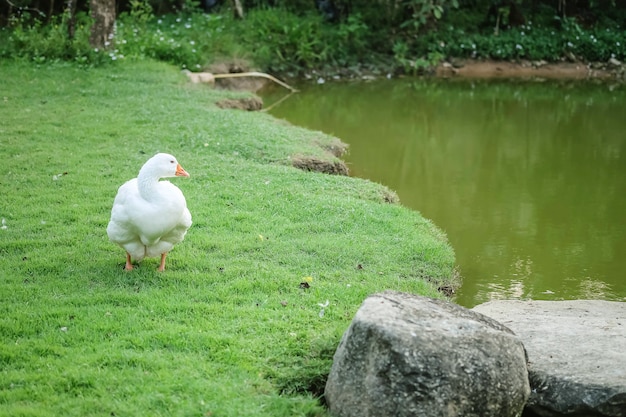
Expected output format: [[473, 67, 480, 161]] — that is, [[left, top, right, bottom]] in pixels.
[[0, 59, 457, 416]]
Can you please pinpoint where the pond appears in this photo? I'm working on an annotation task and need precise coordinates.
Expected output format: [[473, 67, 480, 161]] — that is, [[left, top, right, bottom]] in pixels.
[[258, 77, 626, 308]]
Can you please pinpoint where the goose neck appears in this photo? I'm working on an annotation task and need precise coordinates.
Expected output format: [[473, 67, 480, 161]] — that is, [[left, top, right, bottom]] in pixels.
[[137, 170, 161, 201]]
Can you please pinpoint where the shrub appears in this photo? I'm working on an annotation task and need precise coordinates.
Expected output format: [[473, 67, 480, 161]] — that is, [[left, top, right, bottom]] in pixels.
[[1, 4, 624, 73], [409, 22, 625, 63], [1, 12, 96, 64], [238, 8, 329, 73]]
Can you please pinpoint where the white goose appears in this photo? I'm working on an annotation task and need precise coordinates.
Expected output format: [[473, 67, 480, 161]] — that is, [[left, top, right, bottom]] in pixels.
[[107, 153, 192, 271]]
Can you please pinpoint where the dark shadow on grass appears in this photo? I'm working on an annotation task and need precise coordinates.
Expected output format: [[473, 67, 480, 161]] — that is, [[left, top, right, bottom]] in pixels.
[[279, 371, 330, 408], [274, 341, 338, 409]]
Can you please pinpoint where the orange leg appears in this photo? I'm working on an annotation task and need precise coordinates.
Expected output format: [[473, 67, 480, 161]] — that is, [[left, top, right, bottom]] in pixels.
[[158, 253, 167, 272], [124, 253, 134, 271]]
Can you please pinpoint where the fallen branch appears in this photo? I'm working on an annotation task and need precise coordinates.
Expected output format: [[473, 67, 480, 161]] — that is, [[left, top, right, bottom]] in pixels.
[[183, 70, 298, 92]]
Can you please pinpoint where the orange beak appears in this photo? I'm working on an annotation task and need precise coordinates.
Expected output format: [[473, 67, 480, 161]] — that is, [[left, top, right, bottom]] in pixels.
[[175, 164, 190, 177]]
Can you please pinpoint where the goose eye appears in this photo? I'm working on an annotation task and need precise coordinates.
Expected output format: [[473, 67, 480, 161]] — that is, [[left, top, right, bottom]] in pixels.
[[170, 160, 175, 164]]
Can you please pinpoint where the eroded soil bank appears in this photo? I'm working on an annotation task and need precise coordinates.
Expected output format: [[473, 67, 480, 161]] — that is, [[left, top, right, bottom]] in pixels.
[[204, 58, 625, 91], [435, 58, 625, 80]]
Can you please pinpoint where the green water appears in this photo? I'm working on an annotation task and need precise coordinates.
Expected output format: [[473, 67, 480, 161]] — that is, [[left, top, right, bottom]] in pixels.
[[259, 78, 626, 308]]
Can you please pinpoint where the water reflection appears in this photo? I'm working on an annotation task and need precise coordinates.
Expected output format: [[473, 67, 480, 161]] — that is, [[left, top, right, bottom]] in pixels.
[[260, 79, 626, 307]]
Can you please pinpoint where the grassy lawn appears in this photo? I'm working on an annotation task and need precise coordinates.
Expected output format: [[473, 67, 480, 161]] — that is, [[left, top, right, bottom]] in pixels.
[[0, 60, 457, 417]]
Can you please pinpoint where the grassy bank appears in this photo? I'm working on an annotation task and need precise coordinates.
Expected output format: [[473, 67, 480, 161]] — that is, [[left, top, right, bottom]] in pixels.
[[0, 60, 456, 416]]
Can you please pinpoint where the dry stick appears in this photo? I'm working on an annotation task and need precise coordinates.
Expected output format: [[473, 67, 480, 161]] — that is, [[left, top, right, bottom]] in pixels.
[[213, 72, 299, 93]]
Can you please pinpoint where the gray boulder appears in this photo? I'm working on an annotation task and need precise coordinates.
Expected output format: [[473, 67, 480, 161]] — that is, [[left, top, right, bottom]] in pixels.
[[325, 291, 530, 417], [473, 300, 626, 417]]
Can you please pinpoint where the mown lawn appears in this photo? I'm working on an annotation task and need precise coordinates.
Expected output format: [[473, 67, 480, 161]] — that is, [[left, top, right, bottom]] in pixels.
[[0, 60, 457, 416]]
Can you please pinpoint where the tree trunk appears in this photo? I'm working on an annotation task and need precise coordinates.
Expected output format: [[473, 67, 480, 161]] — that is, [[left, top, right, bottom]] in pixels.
[[232, 0, 244, 19], [558, 0, 566, 17], [89, 0, 116, 50], [66, 0, 77, 40]]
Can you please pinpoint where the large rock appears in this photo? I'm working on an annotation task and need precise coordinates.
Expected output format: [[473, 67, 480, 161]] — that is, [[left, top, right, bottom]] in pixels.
[[473, 300, 626, 417], [325, 291, 530, 417]]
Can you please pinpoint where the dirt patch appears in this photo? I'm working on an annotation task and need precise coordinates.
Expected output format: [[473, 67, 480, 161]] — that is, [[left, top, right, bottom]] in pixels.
[[291, 155, 349, 176], [381, 189, 399, 204], [289, 136, 352, 176], [314, 137, 348, 158], [215, 97, 264, 111], [436, 58, 625, 80]]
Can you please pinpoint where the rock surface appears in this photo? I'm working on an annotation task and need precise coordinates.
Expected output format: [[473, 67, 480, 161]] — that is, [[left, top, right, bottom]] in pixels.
[[472, 300, 626, 417], [325, 291, 530, 417]]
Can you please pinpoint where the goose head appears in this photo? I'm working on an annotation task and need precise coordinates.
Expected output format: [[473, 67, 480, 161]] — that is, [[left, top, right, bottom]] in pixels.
[[139, 153, 190, 179]]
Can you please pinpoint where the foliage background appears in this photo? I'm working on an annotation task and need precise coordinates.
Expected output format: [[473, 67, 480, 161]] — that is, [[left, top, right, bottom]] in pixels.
[[0, 0, 625, 74]]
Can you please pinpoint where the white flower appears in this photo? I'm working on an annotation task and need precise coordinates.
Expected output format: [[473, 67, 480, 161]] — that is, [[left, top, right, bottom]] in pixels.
[[318, 300, 329, 318]]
